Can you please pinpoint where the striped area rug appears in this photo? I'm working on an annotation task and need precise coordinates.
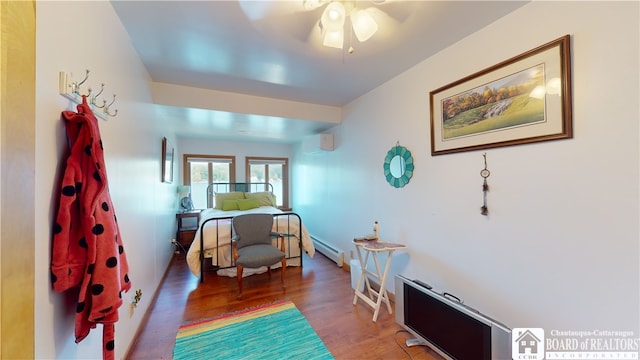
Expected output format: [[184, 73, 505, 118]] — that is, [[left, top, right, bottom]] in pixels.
[[173, 299, 334, 360]]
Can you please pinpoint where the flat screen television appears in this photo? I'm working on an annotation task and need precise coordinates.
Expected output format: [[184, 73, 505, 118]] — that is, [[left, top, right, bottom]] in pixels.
[[394, 274, 511, 360]]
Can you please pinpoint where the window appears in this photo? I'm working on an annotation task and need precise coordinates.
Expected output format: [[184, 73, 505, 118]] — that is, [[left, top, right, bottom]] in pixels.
[[183, 155, 236, 209], [245, 157, 289, 209]]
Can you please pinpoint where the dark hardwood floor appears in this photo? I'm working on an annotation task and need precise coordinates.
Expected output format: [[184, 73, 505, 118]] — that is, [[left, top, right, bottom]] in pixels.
[[125, 251, 442, 360]]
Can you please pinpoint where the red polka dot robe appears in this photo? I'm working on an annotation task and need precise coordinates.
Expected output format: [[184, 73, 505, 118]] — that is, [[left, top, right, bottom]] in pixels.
[[51, 96, 131, 360]]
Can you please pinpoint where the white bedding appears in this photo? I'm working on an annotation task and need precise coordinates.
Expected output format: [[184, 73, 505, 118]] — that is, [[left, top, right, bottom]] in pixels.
[[186, 206, 315, 278]]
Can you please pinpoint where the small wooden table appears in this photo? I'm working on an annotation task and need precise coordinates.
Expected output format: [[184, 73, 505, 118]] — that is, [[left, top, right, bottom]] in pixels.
[[176, 210, 201, 251], [352, 238, 407, 322]]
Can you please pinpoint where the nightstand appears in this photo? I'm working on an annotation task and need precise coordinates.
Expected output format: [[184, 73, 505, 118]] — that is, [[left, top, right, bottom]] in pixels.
[[176, 210, 201, 251]]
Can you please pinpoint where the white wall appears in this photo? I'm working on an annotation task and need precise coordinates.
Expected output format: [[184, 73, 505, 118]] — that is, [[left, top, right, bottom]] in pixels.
[[293, 1, 639, 333], [35, 2, 176, 359]]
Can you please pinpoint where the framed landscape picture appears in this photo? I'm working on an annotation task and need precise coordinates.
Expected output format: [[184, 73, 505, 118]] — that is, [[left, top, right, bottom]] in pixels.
[[430, 35, 572, 155]]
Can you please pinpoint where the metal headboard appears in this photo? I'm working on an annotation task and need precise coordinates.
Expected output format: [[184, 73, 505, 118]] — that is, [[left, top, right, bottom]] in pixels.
[[206, 182, 274, 208]]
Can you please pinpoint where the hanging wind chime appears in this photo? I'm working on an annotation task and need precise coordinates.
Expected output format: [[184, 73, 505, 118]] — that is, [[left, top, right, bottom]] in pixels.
[[480, 153, 490, 216]]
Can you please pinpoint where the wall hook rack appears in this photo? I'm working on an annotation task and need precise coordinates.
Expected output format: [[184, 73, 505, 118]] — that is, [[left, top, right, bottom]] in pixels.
[[58, 70, 118, 120]]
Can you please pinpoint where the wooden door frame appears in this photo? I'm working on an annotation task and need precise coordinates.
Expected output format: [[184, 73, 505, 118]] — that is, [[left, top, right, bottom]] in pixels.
[[1, 1, 36, 358]]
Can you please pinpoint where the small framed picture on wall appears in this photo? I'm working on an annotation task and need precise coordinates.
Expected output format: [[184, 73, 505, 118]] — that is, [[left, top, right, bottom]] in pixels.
[[162, 137, 174, 183]]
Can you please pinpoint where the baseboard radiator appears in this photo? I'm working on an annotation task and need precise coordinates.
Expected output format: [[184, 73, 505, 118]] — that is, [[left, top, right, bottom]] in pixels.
[[311, 236, 344, 267]]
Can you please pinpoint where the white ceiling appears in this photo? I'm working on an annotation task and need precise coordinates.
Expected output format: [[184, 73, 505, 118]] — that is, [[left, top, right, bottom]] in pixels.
[[111, 0, 528, 143]]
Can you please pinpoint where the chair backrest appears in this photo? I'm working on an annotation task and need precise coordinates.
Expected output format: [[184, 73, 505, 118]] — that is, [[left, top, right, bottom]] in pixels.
[[232, 213, 274, 249]]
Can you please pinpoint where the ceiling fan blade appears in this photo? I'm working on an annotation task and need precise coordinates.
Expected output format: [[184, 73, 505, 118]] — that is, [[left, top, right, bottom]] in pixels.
[[371, 0, 418, 22], [238, 0, 312, 21], [252, 6, 326, 43]]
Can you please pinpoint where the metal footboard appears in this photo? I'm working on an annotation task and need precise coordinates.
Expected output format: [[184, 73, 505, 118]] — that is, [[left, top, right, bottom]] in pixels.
[[198, 212, 304, 282]]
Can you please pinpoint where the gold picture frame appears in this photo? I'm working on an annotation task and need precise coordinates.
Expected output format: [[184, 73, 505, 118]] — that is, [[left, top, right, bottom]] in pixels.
[[430, 35, 572, 155]]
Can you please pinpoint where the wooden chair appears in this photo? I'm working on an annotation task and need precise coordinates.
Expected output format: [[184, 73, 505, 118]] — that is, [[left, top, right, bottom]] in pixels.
[[231, 213, 286, 298]]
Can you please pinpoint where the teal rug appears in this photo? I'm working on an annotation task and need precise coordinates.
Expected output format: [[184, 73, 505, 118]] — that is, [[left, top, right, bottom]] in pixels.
[[173, 299, 333, 360]]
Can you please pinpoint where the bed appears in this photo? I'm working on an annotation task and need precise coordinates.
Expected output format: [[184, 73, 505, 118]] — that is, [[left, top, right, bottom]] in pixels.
[[186, 183, 315, 282]]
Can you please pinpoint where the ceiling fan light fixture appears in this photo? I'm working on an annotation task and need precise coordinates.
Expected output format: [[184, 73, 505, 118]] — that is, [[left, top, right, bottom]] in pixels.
[[321, 1, 346, 31], [314, 0, 380, 50], [350, 8, 378, 42], [323, 28, 344, 48]]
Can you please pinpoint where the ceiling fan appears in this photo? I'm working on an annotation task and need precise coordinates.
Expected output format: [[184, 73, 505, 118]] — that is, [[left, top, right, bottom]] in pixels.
[[237, 0, 415, 53], [305, 0, 381, 50]]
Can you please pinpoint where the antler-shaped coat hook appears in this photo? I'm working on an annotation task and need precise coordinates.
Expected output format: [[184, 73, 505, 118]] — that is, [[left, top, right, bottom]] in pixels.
[[89, 83, 105, 108], [69, 69, 90, 96], [103, 94, 118, 117]]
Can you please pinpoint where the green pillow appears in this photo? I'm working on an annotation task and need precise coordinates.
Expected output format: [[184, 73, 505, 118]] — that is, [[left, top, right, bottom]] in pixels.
[[221, 199, 239, 211], [237, 198, 260, 211], [214, 192, 245, 209], [244, 192, 277, 207]]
